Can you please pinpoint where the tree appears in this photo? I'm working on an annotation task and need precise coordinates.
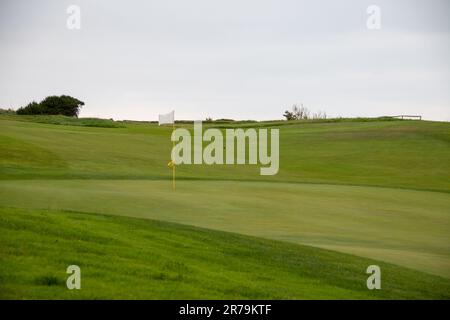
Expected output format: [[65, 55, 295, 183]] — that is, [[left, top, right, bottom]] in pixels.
[[16, 101, 41, 115], [283, 104, 310, 120], [283, 110, 295, 120], [16, 95, 84, 117], [292, 104, 310, 120], [312, 110, 327, 119]]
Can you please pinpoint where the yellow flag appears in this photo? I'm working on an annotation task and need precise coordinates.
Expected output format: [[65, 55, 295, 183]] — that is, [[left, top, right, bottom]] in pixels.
[[167, 160, 174, 168]]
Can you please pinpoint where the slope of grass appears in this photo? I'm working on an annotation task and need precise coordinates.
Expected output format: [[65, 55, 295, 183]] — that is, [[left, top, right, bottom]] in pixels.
[[1, 207, 449, 300], [1, 117, 449, 192], [1, 179, 448, 278]]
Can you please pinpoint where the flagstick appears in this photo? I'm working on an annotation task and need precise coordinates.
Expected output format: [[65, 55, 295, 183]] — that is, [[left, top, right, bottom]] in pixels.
[[172, 121, 176, 190]]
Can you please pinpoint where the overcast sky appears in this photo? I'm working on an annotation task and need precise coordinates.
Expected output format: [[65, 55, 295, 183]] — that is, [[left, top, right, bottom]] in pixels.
[[1, 0, 449, 121]]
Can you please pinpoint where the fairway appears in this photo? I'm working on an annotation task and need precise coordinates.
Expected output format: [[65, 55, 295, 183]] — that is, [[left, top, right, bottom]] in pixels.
[[1, 118, 449, 192], [1, 115, 450, 299]]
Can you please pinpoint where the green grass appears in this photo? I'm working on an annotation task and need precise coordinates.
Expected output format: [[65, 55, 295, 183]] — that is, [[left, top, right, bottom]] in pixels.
[[1, 179, 449, 278], [0, 114, 125, 128], [1, 116, 448, 191], [0, 114, 449, 299], [1, 207, 449, 299]]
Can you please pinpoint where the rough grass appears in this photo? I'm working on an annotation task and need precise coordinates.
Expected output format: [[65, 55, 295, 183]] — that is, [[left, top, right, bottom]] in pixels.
[[1, 207, 449, 300], [0, 114, 124, 128]]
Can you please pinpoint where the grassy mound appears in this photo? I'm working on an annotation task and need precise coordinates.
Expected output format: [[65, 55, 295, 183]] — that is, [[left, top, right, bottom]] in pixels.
[[1, 207, 449, 299], [1, 116, 448, 192]]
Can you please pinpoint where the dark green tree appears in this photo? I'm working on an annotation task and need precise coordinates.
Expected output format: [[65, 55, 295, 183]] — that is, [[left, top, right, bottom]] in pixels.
[[16, 95, 84, 117], [283, 110, 295, 120]]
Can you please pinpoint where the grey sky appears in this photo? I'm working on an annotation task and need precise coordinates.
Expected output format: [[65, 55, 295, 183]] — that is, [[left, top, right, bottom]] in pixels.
[[1, 0, 449, 121]]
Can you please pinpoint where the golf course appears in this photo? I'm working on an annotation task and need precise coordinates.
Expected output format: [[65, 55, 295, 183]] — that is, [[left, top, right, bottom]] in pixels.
[[1, 115, 449, 299]]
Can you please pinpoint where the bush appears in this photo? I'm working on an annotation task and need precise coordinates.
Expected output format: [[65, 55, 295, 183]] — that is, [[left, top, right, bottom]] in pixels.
[[283, 104, 310, 120], [283, 104, 327, 121], [16, 95, 84, 117]]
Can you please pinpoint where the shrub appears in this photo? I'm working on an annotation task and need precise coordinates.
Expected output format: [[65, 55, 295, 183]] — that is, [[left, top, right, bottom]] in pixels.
[[16, 95, 84, 117]]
